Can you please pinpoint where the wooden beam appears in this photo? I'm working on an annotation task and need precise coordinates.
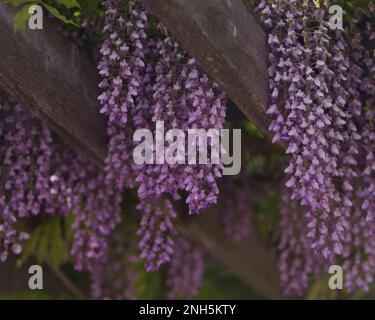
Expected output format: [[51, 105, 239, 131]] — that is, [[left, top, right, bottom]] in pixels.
[[177, 207, 282, 300], [0, 5, 107, 167], [0, 4, 282, 298], [145, 0, 270, 137]]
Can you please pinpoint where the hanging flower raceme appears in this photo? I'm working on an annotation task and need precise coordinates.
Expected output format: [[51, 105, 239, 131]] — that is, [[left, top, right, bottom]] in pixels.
[[0, 92, 122, 274], [134, 27, 227, 214], [0, 94, 77, 261], [98, 0, 151, 192], [258, 0, 375, 295], [137, 198, 177, 271], [278, 188, 328, 296], [69, 161, 122, 272], [90, 232, 138, 300], [219, 177, 252, 243], [166, 235, 205, 299], [97, 0, 227, 272], [98, 0, 148, 128], [257, 0, 349, 260]]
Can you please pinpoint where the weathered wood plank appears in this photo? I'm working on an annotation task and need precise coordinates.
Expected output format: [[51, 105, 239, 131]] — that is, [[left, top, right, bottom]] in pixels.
[[177, 207, 282, 300], [145, 0, 270, 137], [0, 5, 107, 167]]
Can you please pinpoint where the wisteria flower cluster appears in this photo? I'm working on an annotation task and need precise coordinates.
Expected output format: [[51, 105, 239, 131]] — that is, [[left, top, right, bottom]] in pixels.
[[90, 232, 138, 300], [257, 0, 375, 295], [97, 0, 227, 272], [0, 92, 122, 284], [219, 177, 252, 243], [166, 235, 205, 299], [0, 0, 227, 300]]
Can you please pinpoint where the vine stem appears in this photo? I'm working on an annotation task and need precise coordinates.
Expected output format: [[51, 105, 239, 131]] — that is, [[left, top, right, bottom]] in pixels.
[[45, 258, 88, 300]]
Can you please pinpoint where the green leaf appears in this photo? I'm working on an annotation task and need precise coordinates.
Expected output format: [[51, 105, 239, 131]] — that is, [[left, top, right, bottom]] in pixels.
[[43, 4, 79, 26], [80, 0, 101, 13], [134, 259, 165, 299], [65, 212, 75, 243], [1, 0, 38, 6], [55, 0, 80, 9], [36, 225, 50, 264], [13, 3, 34, 32], [16, 227, 42, 268], [50, 219, 66, 268], [85, 0, 100, 11]]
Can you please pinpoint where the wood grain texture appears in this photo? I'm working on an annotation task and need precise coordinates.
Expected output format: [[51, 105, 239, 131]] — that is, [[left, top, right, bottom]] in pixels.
[[0, 4, 282, 298], [145, 0, 270, 137], [0, 5, 107, 167], [177, 208, 282, 299]]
